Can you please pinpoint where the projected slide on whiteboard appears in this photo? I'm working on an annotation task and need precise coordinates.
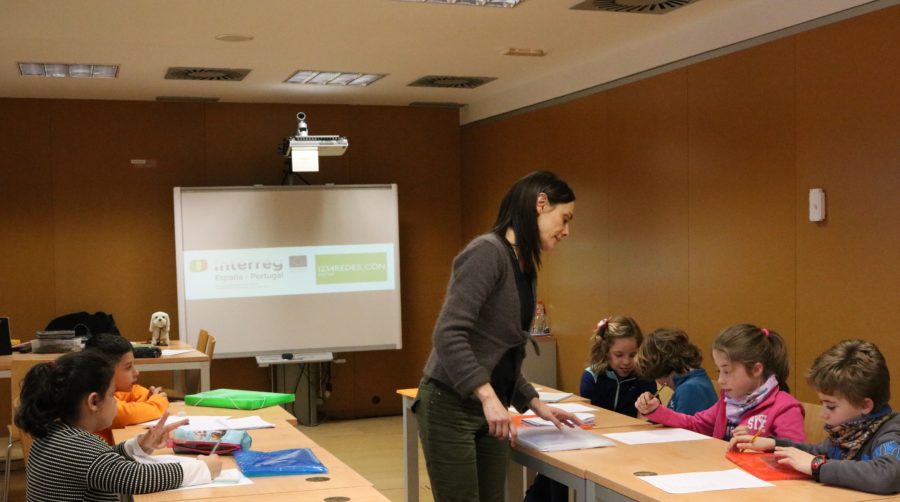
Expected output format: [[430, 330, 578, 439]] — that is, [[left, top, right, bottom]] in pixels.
[[174, 185, 402, 358]]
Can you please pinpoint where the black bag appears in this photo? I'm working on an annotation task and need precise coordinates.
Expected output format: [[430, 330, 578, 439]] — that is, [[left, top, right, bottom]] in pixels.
[[45, 311, 120, 339], [133, 346, 162, 358]]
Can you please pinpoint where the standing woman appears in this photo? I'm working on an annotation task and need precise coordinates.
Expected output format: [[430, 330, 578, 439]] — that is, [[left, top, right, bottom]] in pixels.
[[416, 170, 580, 502]]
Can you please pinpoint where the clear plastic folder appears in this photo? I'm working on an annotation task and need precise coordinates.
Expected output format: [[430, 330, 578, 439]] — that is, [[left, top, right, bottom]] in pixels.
[[516, 426, 615, 452]]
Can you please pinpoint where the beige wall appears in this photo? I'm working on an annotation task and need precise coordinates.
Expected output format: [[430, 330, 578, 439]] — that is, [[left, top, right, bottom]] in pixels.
[[0, 101, 460, 424], [461, 6, 900, 405]]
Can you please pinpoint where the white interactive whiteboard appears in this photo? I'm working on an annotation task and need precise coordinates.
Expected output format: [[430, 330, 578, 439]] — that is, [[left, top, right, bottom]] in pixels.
[[173, 185, 402, 358]]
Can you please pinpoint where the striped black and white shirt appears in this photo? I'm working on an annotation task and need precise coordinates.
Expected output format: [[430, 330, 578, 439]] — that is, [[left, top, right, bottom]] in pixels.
[[26, 422, 209, 502]]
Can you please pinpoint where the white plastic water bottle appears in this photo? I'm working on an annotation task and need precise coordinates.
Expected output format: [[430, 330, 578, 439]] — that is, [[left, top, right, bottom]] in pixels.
[[530, 300, 550, 336]]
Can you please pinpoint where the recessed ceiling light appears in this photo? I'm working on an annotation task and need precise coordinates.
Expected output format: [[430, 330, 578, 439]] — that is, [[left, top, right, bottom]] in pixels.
[[18, 62, 119, 78], [286, 70, 386, 87], [395, 0, 525, 7], [504, 48, 547, 57], [215, 34, 254, 42]]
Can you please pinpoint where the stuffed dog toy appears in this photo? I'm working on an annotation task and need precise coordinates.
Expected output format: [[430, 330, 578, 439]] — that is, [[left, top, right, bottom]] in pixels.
[[149, 311, 170, 346]]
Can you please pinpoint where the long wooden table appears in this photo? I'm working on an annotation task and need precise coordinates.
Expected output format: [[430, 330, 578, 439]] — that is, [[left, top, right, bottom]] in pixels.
[[2, 341, 210, 393], [113, 402, 376, 501], [508, 408, 655, 502], [397, 385, 891, 502], [513, 421, 889, 502]]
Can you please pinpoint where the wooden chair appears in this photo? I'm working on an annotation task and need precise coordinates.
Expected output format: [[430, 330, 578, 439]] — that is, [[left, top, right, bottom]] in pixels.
[[195, 329, 210, 356], [802, 402, 827, 444], [3, 358, 43, 502]]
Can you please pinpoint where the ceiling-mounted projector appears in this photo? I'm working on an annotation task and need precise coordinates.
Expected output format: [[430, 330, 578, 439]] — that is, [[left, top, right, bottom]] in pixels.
[[278, 112, 349, 172]]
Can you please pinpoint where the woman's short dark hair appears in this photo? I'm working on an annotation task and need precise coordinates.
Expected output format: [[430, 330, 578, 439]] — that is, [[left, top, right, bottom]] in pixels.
[[491, 170, 575, 274], [14, 351, 114, 438]]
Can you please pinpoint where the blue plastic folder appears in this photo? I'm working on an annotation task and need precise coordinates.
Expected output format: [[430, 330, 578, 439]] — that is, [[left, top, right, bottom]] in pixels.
[[234, 448, 328, 477]]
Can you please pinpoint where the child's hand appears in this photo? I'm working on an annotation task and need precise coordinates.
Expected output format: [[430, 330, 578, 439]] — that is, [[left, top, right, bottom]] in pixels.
[[729, 434, 775, 452], [139, 411, 188, 454], [635, 392, 660, 415], [198, 453, 223, 480], [731, 425, 750, 437], [150, 386, 168, 398], [774, 447, 815, 475]]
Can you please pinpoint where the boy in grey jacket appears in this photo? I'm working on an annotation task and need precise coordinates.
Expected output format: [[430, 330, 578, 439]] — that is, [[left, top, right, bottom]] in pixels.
[[731, 339, 898, 495]]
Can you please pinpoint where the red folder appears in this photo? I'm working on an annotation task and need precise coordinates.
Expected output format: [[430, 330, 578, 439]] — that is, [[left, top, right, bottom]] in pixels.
[[726, 450, 810, 481]]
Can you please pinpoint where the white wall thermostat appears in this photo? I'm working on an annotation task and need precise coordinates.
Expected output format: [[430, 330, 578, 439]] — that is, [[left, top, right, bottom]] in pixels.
[[809, 188, 826, 222]]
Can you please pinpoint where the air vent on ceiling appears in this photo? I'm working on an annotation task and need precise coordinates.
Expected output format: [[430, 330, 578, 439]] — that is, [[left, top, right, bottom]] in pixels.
[[571, 0, 700, 14], [408, 75, 496, 89], [409, 102, 467, 108], [165, 67, 251, 81], [156, 96, 221, 102]]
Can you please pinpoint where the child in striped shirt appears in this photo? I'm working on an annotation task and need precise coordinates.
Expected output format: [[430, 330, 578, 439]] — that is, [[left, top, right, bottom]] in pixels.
[[14, 351, 221, 501]]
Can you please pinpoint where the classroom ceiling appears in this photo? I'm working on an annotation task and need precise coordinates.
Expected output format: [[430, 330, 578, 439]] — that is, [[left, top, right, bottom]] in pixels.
[[0, 0, 886, 124]]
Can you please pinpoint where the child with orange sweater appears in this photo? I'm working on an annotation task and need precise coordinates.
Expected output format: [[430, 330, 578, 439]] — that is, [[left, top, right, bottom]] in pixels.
[[85, 333, 169, 444]]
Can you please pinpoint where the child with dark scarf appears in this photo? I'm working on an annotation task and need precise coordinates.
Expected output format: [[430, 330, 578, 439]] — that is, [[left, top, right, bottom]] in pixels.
[[732, 339, 899, 495]]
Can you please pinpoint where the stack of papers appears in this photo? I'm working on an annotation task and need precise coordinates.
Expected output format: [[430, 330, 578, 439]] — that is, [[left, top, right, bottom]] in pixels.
[[517, 425, 615, 452], [522, 412, 596, 427]]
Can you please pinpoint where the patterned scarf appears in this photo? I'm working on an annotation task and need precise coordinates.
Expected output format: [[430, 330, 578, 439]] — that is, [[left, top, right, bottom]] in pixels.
[[724, 374, 779, 427], [826, 404, 893, 460]]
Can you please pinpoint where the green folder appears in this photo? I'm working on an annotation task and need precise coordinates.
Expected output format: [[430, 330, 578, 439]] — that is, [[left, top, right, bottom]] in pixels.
[[185, 388, 295, 410]]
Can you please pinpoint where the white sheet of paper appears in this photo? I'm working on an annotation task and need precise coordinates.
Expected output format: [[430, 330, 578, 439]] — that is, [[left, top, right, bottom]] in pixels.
[[522, 412, 596, 427], [603, 428, 710, 445], [516, 426, 615, 452], [220, 415, 275, 430], [174, 469, 253, 491], [548, 403, 596, 413], [132, 456, 251, 489], [160, 349, 194, 356], [140, 416, 230, 431], [538, 391, 574, 402], [639, 468, 773, 494]]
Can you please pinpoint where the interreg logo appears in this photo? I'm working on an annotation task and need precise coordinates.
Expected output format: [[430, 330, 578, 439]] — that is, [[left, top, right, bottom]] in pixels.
[[315, 252, 388, 284], [189, 259, 208, 272]]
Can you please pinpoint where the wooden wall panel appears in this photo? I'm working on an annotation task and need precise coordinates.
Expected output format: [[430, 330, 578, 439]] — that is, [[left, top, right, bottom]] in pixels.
[[462, 95, 612, 392], [607, 70, 690, 333], [461, 8, 900, 404], [794, 7, 900, 403], [49, 100, 207, 339], [0, 100, 56, 424], [1, 99, 460, 428], [687, 39, 798, 389]]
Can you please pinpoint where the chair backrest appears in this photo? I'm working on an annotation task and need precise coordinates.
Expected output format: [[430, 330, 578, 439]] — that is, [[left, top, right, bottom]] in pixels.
[[204, 335, 216, 358], [802, 402, 827, 444], [196, 329, 210, 354]]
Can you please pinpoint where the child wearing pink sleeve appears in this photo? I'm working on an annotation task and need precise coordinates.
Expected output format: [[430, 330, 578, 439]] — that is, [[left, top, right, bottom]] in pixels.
[[636, 324, 805, 442]]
